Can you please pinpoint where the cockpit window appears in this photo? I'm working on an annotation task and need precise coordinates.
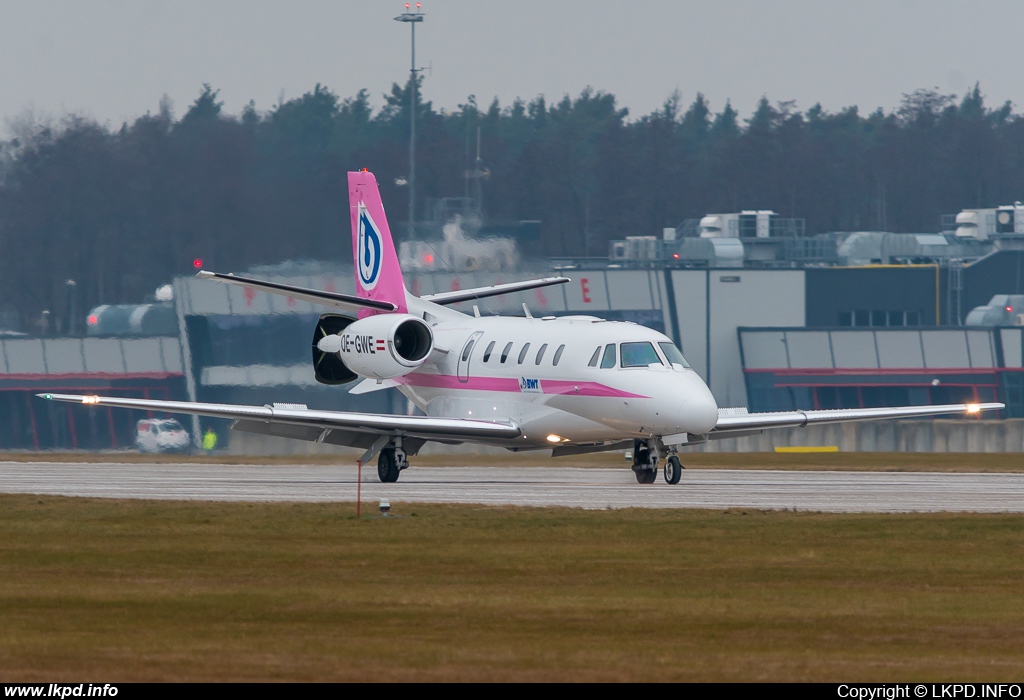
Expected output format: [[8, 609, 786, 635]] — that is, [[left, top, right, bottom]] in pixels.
[[658, 342, 691, 368], [620, 342, 661, 368], [600, 344, 617, 369], [588, 347, 601, 367]]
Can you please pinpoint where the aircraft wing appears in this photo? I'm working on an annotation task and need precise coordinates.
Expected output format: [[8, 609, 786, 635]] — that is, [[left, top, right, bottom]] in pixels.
[[710, 402, 1004, 436], [196, 270, 397, 314], [37, 393, 521, 444], [420, 277, 571, 305]]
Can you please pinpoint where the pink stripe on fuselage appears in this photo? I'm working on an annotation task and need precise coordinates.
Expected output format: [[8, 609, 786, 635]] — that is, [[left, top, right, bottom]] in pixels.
[[395, 373, 648, 398]]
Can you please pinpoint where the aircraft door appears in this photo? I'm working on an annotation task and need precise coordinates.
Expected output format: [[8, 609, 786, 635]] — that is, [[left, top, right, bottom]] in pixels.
[[457, 332, 484, 383]]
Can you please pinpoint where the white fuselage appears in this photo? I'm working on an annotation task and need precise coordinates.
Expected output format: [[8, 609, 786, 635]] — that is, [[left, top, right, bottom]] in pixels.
[[391, 298, 719, 448]]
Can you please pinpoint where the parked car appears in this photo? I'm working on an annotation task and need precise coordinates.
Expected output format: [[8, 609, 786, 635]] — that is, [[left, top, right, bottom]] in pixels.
[[135, 418, 192, 453]]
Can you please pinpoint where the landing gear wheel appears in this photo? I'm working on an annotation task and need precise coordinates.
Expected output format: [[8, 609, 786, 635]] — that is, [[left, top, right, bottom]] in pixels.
[[635, 468, 657, 484], [378, 449, 400, 483], [664, 456, 682, 485]]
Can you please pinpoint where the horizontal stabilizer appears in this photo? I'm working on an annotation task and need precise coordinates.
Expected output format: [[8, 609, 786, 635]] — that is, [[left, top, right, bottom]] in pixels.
[[37, 393, 521, 442], [197, 270, 397, 313], [711, 402, 1004, 435], [421, 277, 570, 306]]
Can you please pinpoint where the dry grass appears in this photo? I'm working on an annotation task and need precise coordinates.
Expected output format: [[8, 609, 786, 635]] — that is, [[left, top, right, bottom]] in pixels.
[[1, 495, 1023, 681], [2, 450, 1022, 471]]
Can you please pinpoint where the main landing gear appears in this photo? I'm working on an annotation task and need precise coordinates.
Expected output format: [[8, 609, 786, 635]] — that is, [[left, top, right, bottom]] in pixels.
[[377, 445, 409, 483], [631, 439, 685, 485]]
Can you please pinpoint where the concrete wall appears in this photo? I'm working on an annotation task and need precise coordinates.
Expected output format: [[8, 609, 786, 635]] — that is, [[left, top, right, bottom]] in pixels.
[[697, 419, 1024, 453], [672, 269, 805, 408]]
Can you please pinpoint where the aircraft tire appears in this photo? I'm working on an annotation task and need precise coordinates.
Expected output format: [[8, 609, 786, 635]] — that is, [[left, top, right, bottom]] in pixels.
[[378, 449, 400, 483], [664, 456, 682, 485]]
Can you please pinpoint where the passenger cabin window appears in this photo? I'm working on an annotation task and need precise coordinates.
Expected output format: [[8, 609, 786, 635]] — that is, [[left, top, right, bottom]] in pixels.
[[500, 342, 513, 363], [553, 345, 566, 366], [535, 343, 548, 365], [461, 339, 476, 362], [483, 341, 495, 362], [588, 348, 601, 367], [620, 342, 661, 368], [658, 342, 691, 368], [600, 344, 617, 369], [518, 343, 531, 364]]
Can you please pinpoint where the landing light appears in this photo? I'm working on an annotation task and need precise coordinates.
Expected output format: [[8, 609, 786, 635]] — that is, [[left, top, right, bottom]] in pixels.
[[82, 396, 101, 405], [966, 404, 981, 414], [546, 434, 563, 443]]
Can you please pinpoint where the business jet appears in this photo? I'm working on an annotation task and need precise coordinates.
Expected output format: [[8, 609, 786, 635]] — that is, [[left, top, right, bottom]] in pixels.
[[40, 170, 1003, 485]]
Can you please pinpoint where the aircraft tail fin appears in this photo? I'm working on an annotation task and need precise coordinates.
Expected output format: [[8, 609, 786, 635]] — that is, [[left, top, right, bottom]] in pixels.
[[349, 170, 408, 314]]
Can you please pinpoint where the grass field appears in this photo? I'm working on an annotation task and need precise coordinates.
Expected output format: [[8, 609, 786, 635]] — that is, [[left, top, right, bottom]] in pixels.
[[2, 450, 1023, 471], [1, 495, 1023, 681]]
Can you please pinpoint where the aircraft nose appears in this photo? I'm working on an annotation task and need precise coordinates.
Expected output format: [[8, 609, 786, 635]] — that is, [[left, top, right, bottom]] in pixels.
[[678, 372, 718, 434]]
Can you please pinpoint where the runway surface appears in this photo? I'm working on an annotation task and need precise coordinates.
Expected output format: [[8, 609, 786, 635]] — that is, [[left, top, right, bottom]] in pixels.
[[0, 461, 1023, 512]]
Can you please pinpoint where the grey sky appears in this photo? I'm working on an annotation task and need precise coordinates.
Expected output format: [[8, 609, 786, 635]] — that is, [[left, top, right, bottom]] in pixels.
[[3, 0, 1023, 133]]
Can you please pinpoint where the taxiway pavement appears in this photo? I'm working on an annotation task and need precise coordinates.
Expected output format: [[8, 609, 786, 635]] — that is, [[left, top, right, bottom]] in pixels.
[[0, 461, 1022, 512]]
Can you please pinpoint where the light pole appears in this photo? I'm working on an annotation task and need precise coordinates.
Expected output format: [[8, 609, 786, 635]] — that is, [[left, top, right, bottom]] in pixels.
[[395, 3, 424, 240]]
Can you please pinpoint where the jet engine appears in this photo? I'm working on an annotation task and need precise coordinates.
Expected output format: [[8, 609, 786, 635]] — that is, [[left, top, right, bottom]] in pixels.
[[314, 313, 433, 381]]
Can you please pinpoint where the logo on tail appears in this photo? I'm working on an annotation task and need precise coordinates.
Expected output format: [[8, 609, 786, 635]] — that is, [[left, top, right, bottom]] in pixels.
[[357, 203, 382, 291]]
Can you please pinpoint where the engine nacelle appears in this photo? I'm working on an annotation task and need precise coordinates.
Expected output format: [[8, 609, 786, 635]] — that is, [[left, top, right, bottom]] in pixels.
[[318, 314, 433, 380]]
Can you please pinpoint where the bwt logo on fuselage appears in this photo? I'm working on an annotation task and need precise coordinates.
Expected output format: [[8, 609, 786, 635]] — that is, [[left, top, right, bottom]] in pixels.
[[357, 204, 382, 291], [341, 334, 386, 355], [519, 377, 542, 393]]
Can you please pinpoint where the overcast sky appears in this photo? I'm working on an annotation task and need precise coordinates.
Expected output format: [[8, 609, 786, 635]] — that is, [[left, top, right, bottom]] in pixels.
[[3, 0, 1024, 134]]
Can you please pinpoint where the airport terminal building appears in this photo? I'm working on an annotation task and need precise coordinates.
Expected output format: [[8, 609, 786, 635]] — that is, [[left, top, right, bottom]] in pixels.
[[2, 227, 1023, 451]]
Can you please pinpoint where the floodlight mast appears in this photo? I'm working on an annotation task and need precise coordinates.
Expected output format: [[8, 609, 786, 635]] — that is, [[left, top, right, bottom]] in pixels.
[[395, 3, 425, 240]]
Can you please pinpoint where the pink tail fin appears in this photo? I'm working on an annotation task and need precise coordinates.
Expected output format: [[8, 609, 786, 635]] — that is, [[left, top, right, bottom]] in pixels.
[[349, 171, 408, 315]]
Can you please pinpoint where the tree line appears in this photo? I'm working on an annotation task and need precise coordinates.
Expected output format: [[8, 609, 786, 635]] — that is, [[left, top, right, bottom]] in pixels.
[[1, 81, 1022, 332]]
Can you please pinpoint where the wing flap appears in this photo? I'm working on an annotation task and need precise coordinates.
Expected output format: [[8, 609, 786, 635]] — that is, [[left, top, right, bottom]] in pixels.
[[39, 393, 521, 442], [197, 270, 397, 313], [421, 277, 570, 306], [711, 403, 1004, 435]]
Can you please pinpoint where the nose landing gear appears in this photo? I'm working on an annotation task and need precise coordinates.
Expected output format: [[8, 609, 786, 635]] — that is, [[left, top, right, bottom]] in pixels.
[[631, 440, 685, 485], [663, 455, 683, 485]]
